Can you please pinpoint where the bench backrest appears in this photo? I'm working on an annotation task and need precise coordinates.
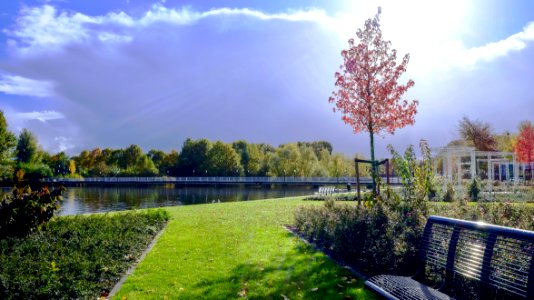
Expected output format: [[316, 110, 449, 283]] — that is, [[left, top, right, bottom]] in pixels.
[[418, 215, 534, 299]]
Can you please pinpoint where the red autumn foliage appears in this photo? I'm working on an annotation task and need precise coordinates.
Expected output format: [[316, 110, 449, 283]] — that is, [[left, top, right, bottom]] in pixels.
[[515, 122, 534, 163], [328, 8, 418, 139], [328, 8, 418, 191]]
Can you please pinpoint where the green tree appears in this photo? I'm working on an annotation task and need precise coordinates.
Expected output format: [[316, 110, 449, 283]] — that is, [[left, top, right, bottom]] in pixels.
[[120, 145, 158, 176], [73, 148, 105, 176], [120, 145, 143, 169], [232, 140, 249, 176], [298, 145, 326, 176], [48, 152, 70, 177], [328, 153, 346, 177], [73, 150, 90, 176], [0, 111, 16, 180], [245, 144, 264, 176], [204, 141, 243, 176], [147, 149, 180, 176], [135, 155, 159, 176], [267, 143, 301, 177], [297, 141, 333, 157], [162, 150, 180, 176], [257, 143, 275, 176], [15, 129, 52, 180], [16, 129, 40, 164], [177, 138, 212, 176], [103, 148, 123, 176], [494, 131, 516, 153], [148, 149, 166, 174]]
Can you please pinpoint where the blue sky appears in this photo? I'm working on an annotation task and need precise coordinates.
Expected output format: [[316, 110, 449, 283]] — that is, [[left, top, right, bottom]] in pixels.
[[0, 0, 533, 157]]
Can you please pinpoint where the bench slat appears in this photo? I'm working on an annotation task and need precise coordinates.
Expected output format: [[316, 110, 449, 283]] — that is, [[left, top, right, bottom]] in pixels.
[[365, 275, 453, 300], [366, 215, 534, 299]]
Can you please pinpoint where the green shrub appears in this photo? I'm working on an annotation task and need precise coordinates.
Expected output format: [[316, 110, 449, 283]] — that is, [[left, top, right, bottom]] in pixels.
[[431, 201, 534, 230], [443, 182, 455, 202], [388, 140, 434, 209], [17, 162, 53, 181], [467, 177, 481, 201], [294, 199, 425, 275], [295, 198, 534, 278], [0, 209, 169, 299], [0, 185, 64, 238]]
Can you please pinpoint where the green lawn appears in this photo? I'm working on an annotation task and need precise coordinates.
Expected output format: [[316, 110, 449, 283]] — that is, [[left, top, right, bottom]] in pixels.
[[114, 198, 376, 299]]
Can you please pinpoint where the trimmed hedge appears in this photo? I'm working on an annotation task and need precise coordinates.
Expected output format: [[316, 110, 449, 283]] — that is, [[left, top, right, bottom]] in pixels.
[[0, 209, 169, 299], [294, 199, 534, 277], [294, 200, 425, 276]]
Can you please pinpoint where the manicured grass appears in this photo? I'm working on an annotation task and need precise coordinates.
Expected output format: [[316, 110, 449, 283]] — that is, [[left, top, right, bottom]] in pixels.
[[114, 198, 376, 299], [0, 209, 169, 299]]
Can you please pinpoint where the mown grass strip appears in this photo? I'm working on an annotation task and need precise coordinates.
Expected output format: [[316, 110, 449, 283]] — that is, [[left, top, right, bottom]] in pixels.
[[114, 198, 376, 299], [0, 209, 169, 299]]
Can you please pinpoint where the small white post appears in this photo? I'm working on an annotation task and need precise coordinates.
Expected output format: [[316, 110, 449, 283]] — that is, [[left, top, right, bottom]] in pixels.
[[470, 150, 476, 179]]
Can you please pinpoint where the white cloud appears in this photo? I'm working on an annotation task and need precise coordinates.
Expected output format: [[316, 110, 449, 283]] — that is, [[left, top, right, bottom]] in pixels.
[[97, 32, 133, 43], [6, 5, 96, 51], [0, 74, 54, 97], [3, 108, 80, 154], [9, 3, 532, 71], [54, 136, 74, 152], [460, 22, 534, 66], [6, 4, 331, 55], [14, 110, 64, 122]]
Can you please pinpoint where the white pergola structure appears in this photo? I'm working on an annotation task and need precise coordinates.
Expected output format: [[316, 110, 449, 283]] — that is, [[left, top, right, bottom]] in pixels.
[[432, 146, 518, 195]]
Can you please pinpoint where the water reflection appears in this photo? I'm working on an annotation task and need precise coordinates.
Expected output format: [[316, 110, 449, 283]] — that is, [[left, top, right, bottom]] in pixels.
[[58, 185, 315, 215]]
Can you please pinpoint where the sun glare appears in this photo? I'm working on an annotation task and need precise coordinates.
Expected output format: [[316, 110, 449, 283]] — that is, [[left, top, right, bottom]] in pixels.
[[336, 0, 475, 73]]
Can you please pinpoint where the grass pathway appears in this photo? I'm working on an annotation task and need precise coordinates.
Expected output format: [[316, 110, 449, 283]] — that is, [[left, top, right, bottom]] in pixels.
[[114, 198, 375, 299]]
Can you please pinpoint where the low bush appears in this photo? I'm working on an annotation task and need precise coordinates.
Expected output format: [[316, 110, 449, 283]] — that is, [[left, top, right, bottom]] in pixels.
[[431, 201, 534, 230], [0, 209, 169, 299], [295, 199, 534, 277], [17, 163, 53, 181], [467, 177, 481, 201], [294, 199, 425, 275], [442, 182, 455, 202], [0, 185, 64, 238]]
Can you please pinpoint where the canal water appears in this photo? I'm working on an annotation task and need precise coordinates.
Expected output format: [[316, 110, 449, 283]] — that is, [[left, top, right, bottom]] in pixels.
[[58, 185, 316, 215]]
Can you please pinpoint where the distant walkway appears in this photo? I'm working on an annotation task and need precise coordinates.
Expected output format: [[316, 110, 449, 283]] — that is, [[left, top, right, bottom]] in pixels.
[[44, 176, 399, 186]]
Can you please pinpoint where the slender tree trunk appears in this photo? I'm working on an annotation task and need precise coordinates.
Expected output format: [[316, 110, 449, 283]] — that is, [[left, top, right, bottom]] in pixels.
[[369, 130, 377, 195]]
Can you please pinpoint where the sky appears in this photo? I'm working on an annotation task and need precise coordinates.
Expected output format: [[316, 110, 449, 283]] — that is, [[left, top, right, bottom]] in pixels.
[[0, 0, 533, 158]]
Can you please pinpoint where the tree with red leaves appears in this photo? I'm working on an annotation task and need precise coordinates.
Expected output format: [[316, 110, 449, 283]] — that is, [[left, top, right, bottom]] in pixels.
[[515, 121, 534, 164], [329, 8, 418, 193]]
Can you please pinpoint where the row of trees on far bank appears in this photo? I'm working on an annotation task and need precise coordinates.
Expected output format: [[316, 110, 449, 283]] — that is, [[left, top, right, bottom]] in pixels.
[[0, 111, 366, 180], [2, 109, 533, 181], [74, 139, 361, 178]]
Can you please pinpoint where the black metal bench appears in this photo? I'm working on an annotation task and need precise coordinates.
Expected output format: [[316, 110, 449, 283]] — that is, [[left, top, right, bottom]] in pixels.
[[365, 215, 534, 300]]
